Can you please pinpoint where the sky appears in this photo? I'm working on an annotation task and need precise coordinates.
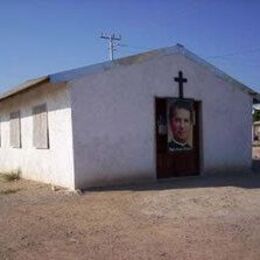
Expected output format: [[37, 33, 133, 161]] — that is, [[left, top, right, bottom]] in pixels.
[[0, 0, 260, 93]]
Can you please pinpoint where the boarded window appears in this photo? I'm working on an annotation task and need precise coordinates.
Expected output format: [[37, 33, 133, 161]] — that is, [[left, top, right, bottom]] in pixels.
[[0, 117, 1, 147], [10, 111, 21, 148], [33, 104, 49, 149]]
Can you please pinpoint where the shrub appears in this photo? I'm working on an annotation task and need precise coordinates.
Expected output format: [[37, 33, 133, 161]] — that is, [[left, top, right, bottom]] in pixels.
[[0, 169, 21, 182]]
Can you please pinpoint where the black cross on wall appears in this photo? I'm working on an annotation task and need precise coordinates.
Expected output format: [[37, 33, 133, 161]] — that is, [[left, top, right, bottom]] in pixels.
[[174, 71, 188, 99]]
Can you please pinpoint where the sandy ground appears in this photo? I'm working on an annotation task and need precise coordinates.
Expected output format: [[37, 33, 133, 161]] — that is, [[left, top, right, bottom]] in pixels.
[[0, 173, 260, 260]]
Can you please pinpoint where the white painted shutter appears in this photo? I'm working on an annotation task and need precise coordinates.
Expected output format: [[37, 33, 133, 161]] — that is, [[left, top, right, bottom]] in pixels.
[[0, 117, 1, 147], [10, 111, 21, 148], [33, 104, 49, 149]]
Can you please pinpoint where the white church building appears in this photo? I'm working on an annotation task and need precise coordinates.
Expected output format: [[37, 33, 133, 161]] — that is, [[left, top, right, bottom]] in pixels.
[[0, 44, 258, 189]]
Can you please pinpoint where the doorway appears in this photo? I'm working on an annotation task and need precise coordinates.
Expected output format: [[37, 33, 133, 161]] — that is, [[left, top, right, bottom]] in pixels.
[[155, 97, 200, 178]]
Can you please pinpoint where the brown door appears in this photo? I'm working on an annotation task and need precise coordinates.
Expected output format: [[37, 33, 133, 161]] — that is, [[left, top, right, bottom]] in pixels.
[[156, 97, 200, 178]]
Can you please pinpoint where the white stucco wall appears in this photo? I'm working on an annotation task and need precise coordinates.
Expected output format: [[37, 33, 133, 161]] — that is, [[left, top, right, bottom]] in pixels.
[[70, 53, 252, 188], [0, 82, 75, 189]]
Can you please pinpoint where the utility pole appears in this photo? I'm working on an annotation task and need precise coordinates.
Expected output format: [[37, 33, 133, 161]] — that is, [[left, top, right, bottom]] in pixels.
[[100, 33, 121, 60]]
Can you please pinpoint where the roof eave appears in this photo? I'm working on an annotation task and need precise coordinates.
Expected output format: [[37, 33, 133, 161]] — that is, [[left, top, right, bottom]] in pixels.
[[0, 76, 49, 102]]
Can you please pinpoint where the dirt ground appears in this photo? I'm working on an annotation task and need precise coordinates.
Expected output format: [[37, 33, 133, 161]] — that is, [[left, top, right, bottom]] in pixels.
[[0, 173, 260, 260]]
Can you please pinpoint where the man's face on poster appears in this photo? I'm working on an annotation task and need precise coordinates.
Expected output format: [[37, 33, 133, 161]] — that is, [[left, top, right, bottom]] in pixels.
[[170, 107, 192, 144]]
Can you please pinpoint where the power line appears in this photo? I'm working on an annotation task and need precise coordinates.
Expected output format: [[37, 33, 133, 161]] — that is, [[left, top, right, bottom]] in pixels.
[[207, 47, 260, 59], [120, 43, 260, 60], [118, 43, 150, 51], [102, 38, 260, 66]]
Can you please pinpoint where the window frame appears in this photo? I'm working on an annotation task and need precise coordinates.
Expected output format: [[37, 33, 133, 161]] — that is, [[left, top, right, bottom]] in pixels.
[[10, 111, 22, 148], [33, 103, 49, 149]]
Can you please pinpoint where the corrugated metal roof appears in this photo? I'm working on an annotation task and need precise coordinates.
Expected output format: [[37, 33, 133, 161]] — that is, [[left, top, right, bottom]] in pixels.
[[0, 76, 49, 102], [50, 44, 260, 100], [0, 44, 259, 102]]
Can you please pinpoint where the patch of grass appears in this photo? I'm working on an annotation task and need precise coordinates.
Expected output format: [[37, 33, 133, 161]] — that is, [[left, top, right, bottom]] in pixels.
[[0, 188, 20, 195], [0, 171, 21, 182]]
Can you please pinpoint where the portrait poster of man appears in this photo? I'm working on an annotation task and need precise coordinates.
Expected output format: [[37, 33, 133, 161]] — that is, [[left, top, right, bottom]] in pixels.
[[167, 98, 194, 152]]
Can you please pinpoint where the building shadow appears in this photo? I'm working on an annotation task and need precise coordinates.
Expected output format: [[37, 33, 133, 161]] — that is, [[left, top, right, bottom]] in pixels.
[[252, 159, 260, 172], [83, 167, 260, 193]]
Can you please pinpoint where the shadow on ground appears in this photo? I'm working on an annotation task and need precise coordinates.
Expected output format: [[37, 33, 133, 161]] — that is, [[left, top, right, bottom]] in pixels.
[[85, 162, 260, 193], [252, 159, 260, 172]]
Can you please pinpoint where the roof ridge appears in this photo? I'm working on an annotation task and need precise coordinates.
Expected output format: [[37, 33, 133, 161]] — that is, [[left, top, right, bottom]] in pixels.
[[0, 44, 259, 102]]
